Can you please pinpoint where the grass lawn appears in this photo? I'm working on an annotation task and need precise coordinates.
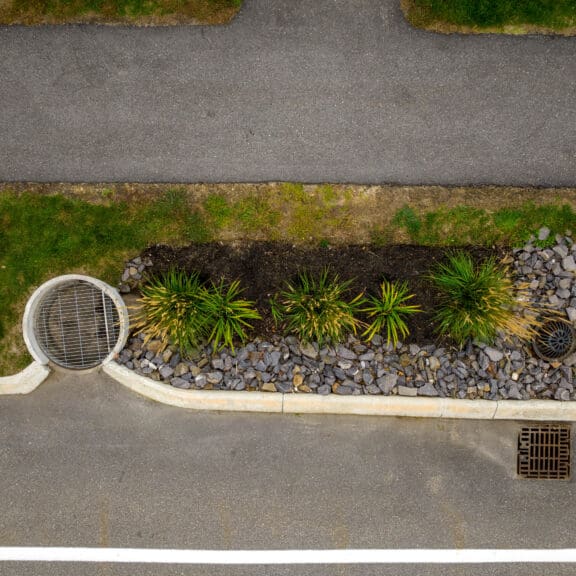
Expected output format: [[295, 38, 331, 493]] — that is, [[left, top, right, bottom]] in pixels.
[[2, 182, 576, 375], [402, 0, 576, 34], [0, 0, 241, 25]]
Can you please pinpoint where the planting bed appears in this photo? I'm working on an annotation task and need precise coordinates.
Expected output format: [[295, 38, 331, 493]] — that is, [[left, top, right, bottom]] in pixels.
[[116, 232, 576, 401], [120, 242, 502, 345]]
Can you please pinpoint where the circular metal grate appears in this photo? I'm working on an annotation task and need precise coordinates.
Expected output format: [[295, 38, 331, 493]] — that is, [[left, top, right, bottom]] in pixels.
[[24, 275, 129, 370], [533, 319, 576, 362]]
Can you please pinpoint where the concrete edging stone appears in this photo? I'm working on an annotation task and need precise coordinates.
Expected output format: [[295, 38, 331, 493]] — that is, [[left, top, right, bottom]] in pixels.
[[0, 362, 51, 395], [102, 361, 283, 413], [102, 361, 576, 421]]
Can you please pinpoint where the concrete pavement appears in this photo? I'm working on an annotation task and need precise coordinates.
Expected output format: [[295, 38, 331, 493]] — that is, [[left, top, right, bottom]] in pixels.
[[0, 370, 575, 575], [1, 0, 575, 185]]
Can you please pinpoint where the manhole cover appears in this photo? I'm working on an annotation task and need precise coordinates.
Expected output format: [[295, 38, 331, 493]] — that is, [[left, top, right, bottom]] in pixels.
[[517, 424, 571, 480], [23, 275, 129, 370]]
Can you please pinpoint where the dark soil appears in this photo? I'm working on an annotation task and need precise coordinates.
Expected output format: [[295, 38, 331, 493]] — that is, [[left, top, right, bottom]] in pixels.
[[141, 242, 505, 346]]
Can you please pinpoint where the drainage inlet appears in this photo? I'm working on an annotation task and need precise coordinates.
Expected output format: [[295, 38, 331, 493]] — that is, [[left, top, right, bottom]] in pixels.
[[517, 424, 571, 480], [24, 275, 129, 370]]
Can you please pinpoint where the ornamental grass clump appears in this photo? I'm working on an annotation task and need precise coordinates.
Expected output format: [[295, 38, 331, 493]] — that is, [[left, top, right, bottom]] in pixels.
[[429, 251, 540, 347], [132, 270, 260, 355], [362, 280, 421, 347], [131, 270, 207, 356], [271, 269, 364, 346], [201, 279, 261, 352]]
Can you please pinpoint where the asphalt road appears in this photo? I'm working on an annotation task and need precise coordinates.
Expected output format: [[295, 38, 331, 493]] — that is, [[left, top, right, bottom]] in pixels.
[[1, 0, 576, 185], [1, 370, 575, 575]]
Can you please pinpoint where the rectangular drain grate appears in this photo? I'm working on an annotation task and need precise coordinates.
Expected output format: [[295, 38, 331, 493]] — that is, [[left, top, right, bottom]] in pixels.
[[517, 424, 571, 480]]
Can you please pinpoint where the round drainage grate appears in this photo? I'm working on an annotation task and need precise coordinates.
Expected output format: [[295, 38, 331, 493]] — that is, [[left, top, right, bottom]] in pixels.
[[533, 318, 576, 362], [23, 275, 129, 370]]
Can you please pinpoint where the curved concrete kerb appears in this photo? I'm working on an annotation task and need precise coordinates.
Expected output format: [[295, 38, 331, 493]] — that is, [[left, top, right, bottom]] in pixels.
[[0, 362, 51, 395], [102, 361, 283, 413], [102, 361, 576, 421]]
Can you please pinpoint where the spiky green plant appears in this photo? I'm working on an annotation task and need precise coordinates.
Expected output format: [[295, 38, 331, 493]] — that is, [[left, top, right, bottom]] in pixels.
[[271, 269, 364, 345], [131, 270, 207, 356], [361, 280, 421, 346], [201, 279, 261, 352], [429, 251, 539, 347]]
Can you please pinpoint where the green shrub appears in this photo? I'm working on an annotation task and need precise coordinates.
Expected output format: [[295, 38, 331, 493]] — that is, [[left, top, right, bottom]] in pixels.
[[428, 251, 539, 347], [201, 279, 261, 352], [271, 269, 364, 345], [132, 271, 259, 355], [362, 281, 421, 347], [132, 270, 207, 356]]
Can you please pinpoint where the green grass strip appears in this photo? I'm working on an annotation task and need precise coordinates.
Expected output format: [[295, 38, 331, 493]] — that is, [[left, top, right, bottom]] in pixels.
[[391, 203, 576, 247], [0, 189, 209, 373], [407, 0, 576, 30], [1, 0, 241, 24]]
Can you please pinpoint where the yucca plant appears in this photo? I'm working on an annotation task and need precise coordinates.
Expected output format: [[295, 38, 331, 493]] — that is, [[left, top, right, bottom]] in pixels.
[[131, 270, 207, 355], [429, 251, 540, 347], [362, 280, 421, 347], [271, 269, 364, 345], [201, 279, 261, 352]]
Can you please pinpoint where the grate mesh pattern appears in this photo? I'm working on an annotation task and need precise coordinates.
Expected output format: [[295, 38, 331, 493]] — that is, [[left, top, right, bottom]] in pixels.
[[533, 319, 576, 361], [34, 280, 121, 369], [517, 424, 571, 480]]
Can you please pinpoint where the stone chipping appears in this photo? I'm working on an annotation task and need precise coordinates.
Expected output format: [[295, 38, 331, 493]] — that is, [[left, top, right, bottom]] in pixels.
[[115, 231, 576, 401]]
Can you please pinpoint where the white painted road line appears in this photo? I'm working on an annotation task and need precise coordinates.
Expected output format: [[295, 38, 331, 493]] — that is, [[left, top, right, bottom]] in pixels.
[[0, 548, 575, 564]]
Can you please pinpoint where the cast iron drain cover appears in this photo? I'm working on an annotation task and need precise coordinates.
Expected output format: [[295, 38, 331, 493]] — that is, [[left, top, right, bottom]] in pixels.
[[517, 424, 571, 480]]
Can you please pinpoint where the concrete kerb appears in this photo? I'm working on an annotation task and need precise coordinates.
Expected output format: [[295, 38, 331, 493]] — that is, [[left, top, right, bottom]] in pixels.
[[0, 362, 51, 395], [102, 361, 283, 413], [102, 361, 576, 421]]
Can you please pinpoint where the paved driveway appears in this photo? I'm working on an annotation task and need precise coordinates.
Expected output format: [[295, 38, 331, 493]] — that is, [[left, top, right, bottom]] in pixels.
[[1, 0, 575, 185], [1, 371, 575, 575]]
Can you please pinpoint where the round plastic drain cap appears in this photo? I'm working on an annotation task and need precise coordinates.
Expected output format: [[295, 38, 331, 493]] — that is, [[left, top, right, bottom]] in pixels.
[[23, 275, 130, 370]]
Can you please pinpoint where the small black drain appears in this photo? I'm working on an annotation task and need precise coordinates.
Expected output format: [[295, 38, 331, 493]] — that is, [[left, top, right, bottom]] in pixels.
[[533, 319, 576, 362], [517, 424, 571, 480]]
